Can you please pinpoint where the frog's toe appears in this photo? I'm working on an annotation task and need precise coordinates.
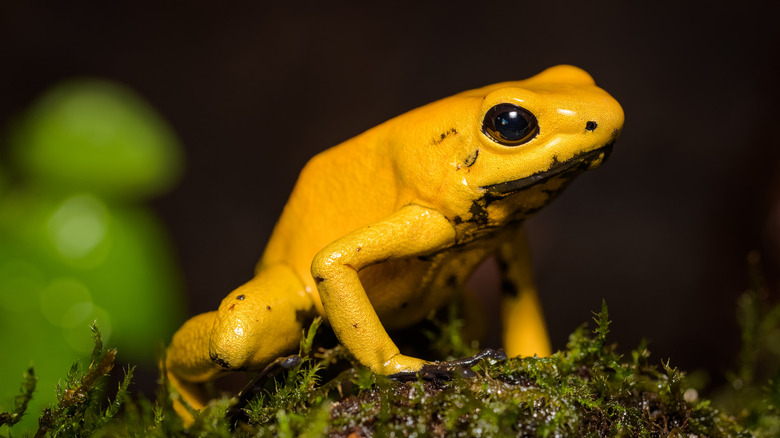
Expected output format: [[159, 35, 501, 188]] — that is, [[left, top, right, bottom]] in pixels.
[[388, 348, 506, 381], [438, 348, 507, 367]]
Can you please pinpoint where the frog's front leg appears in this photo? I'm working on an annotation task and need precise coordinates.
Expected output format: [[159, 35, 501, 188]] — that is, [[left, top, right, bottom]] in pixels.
[[165, 264, 314, 422], [497, 227, 552, 357], [311, 204, 456, 375]]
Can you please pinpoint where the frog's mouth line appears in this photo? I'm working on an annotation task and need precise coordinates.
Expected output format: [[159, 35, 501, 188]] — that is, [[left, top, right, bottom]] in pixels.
[[480, 142, 614, 195]]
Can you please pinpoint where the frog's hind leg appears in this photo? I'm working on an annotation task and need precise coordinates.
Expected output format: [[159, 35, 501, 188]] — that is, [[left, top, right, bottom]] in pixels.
[[497, 228, 551, 357], [165, 264, 316, 424], [165, 311, 222, 421]]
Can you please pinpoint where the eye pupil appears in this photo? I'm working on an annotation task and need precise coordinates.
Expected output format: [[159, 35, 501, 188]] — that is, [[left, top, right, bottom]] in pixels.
[[482, 104, 538, 146], [496, 111, 527, 138]]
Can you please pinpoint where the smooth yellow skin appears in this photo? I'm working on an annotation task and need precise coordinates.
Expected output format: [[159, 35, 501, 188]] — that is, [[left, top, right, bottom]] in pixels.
[[166, 65, 624, 419]]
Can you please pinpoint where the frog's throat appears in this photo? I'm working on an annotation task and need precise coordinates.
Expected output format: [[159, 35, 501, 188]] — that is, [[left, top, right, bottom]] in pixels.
[[480, 142, 614, 196]]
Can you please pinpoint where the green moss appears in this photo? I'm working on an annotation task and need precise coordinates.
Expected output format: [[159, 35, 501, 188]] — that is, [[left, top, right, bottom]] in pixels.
[[0, 323, 133, 437], [0, 368, 35, 430], [708, 253, 780, 437], [3, 299, 777, 437]]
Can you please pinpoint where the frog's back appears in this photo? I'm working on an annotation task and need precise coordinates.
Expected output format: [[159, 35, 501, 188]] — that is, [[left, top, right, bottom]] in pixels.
[[259, 130, 400, 282], [258, 88, 478, 281]]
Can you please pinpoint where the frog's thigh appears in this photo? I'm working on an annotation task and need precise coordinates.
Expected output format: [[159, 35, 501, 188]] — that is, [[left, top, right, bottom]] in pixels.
[[166, 310, 221, 415], [165, 264, 313, 410], [166, 311, 218, 381], [209, 264, 315, 372], [498, 229, 551, 357]]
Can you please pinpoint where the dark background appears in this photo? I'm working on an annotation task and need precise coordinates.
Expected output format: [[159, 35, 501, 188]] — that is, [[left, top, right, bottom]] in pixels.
[[2, 1, 779, 385]]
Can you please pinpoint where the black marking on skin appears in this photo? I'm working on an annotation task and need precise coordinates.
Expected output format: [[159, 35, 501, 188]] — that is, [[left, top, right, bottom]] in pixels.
[[236, 294, 245, 300], [453, 215, 463, 225], [356, 247, 361, 252], [585, 121, 598, 131], [496, 257, 509, 274], [352, 323, 359, 328], [464, 149, 479, 167], [468, 200, 489, 225], [228, 304, 236, 310], [480, 142, 614, 195], [522, 206, 543, 216], [481, 191, 505, 205], [266, 305, 271, 310], [314, 276, 325, 284], [500, 279, 518, 297], [433, 128, 458, 145], [210, 353, 232, 369], [446, 275, 458, 288]]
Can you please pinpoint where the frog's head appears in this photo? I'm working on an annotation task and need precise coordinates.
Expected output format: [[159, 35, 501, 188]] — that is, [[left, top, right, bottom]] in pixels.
[[390, 65, 624, 235], [472, 65, 622, 194]]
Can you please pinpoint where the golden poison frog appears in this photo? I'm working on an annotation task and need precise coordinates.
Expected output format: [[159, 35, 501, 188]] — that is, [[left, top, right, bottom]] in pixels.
[[166, 65, 624, 419]]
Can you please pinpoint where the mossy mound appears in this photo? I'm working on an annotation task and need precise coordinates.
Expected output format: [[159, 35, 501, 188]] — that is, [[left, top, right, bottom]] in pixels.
[[5, 300, 774, 437]]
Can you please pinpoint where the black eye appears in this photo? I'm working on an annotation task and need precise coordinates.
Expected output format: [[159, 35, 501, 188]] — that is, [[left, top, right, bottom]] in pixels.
[[482, 103, 538, 146]]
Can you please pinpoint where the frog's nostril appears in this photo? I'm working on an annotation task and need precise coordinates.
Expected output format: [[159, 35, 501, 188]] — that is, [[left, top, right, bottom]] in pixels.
[[585, 121, 598, 131]]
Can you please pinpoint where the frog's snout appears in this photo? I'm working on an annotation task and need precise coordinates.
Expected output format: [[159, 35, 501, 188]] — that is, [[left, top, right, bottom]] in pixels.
[[585, 130, 619, 170], [601, 142, 614, 162]]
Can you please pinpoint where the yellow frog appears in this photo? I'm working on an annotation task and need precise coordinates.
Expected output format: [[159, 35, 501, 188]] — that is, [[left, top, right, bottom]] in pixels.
[[166, 65, 624, 417]]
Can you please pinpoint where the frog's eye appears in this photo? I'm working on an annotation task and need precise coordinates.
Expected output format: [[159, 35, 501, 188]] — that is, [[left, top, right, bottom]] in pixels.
[[482, 103, 538, 146]]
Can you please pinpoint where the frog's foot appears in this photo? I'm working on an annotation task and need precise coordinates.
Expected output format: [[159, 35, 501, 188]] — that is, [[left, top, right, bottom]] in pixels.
[[388, 348, 506, 381], [227, 355, 302, 426]]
